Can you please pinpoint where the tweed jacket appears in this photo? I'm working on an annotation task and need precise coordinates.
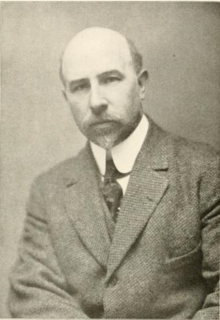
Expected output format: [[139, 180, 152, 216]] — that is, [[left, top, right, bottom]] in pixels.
[[8, 119, 220, 319]]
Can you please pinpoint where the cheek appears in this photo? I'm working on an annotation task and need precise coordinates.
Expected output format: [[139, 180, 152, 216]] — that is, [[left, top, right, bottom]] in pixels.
[[111, 83, 139, 115], [66, 105, 83, 132], [67, 97, 88, 122]]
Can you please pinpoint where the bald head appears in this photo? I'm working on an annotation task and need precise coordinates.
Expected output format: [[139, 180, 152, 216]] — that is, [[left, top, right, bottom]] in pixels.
[[60, 27, 143, 85]]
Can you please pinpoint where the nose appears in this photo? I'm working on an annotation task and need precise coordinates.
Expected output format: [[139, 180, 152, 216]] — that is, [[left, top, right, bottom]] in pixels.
[[89, 83, 107, 115]]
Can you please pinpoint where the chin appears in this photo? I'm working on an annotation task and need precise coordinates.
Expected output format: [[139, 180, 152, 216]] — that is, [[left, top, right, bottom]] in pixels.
[[86, 123, 136, 149], [90, 135, 118, 150]]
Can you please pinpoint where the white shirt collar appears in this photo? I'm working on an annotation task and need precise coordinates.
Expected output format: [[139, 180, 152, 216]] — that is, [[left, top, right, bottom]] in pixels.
[[90, 114, 149, 175]]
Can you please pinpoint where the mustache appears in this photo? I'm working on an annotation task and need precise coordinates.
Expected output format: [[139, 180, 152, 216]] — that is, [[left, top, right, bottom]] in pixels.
[[84, 115, 121, 127]]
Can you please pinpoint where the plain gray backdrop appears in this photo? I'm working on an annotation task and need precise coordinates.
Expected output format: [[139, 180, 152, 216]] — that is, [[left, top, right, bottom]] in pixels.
[[1, 2, 220, 317]]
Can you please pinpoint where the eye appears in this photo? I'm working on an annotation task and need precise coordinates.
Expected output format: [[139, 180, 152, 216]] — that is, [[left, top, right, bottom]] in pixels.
[[103, 76, 121, 84], [75, 84, 89, 91], [71, 83, 90, 93]]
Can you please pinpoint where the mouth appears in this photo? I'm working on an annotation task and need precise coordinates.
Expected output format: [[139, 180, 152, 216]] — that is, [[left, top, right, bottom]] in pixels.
[[90, 120, 116, 127]]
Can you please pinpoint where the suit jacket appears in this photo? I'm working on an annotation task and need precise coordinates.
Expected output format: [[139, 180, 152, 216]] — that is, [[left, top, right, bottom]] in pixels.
[[8, 118, 220, 319]]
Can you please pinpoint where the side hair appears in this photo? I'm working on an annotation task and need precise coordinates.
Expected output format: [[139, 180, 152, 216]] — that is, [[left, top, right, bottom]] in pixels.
[[126, 37, 143, 75]]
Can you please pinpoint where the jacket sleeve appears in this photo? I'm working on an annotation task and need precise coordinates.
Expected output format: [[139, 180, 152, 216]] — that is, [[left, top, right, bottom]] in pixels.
[[8, 178, 89, 318], [193, 152, 220, 319]]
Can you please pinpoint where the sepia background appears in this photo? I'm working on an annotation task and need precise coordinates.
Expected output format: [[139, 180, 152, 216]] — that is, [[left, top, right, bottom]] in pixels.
[[1, 2, 220, 317]]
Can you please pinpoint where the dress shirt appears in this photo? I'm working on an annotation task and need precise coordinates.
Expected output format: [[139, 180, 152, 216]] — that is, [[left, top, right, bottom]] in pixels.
[[90, 114, 149, 195]]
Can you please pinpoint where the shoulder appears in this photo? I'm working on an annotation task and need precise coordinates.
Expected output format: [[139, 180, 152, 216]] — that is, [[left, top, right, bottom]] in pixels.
[[162, 130, 220, 211], [148, 117, 219, 171], [167, 132, 220, 170], [161, 131, 220, 202], [147, 116, 219, 165], [33, 146, 88, 191], [169, 132, 219, 160]]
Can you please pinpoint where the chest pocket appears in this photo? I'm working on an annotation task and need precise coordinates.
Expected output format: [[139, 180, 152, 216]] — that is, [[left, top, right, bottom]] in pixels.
[[164, 201, 201, 261], [165, 241, 202, 270]]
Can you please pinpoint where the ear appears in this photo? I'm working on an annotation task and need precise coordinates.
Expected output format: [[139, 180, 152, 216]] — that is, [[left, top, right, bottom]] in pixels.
[[137, 70, 148, 100]]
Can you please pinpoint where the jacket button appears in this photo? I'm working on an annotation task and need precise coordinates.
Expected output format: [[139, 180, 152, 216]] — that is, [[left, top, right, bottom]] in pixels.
[[108, 276, 118, 287]]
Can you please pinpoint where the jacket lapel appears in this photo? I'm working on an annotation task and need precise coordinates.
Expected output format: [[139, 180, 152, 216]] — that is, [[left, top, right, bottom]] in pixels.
[[63, 145, 110, 270], [106, 120, 170, 281]]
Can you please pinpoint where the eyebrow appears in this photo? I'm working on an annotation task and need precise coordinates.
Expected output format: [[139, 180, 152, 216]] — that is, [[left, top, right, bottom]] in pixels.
[[69, 78, 88, 88], [69, 69, 125, 87], [98, 70, 125, 79]]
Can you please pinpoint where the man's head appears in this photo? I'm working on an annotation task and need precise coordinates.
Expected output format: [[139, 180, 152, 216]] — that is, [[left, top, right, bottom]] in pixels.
[[61, 27, 148, 149]]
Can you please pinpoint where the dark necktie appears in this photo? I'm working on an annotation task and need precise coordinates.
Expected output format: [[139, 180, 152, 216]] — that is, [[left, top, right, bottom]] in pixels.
[[102, 158, 123, 222]]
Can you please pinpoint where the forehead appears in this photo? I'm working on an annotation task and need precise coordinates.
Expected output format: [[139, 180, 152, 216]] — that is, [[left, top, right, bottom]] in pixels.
[[62, 34, 132, 81]]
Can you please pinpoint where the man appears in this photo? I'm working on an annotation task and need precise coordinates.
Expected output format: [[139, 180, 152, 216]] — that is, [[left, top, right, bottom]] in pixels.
[[8, 27, 220, 319]]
